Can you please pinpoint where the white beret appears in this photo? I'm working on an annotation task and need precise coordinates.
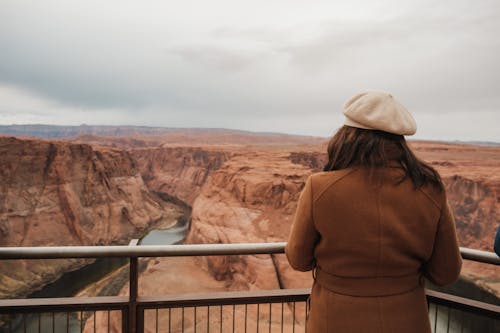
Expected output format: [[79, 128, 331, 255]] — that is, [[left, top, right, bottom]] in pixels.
[[342, 91, 417, 136]]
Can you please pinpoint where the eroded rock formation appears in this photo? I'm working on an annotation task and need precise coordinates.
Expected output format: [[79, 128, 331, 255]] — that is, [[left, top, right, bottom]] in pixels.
[[132, 147, 230, 205], [134, 142, 500, 301], [0, 136, 184, 298], [1, 132, 498, 331]]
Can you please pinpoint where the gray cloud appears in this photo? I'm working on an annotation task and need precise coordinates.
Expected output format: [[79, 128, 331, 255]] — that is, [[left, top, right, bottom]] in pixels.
[[0, 0, 499, 140], [167, 45, 262, 71]]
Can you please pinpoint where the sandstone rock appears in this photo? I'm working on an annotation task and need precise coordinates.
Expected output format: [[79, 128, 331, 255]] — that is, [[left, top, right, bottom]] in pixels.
[[2, 133, 499, 330], [0, 136, 184, 298], [132, 147, 230, 205], [147, 142, 500, 298]]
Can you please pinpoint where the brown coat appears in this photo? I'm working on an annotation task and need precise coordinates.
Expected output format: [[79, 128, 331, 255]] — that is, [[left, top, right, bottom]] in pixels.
[[285, 165, 462, 333]]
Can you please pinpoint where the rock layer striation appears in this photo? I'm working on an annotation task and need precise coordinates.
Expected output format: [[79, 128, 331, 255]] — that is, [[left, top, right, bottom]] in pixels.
[[0, 136, 183, 298]]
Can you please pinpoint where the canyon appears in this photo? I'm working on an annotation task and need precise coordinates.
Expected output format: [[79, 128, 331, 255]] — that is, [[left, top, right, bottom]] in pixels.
[[0, 136, 186, 298], [86, 136, 499, 332], [128, 139, 500, 295], [0, 128, 499, 332]]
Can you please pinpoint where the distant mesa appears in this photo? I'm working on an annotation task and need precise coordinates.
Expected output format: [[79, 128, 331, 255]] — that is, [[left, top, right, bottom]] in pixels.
[[0, 124, 318, 139], [0, 124, 326, 147]]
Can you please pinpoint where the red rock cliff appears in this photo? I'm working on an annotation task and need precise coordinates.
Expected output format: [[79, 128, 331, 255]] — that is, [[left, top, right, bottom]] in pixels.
[[141, 143, 500, 297], [85, 142, 500, 332], [132, 147, 230, 204], [0, 137, 183, 298]]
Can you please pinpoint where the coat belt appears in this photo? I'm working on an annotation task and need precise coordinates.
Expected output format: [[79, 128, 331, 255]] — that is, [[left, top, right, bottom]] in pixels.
[[315, 268, 424, 297]]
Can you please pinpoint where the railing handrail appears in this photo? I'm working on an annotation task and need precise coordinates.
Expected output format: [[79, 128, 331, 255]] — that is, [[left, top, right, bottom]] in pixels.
[[0, 242, 285, 259], [0, 243, 498, 265], [458, 247, 500, 265]]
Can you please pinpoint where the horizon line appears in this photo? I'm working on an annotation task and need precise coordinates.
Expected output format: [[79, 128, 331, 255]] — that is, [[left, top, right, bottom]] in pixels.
[[0, 123, 499, 146]]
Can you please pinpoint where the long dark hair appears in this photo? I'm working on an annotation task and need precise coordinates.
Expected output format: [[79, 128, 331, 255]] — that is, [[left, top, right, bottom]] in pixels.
[[323, 126, 443, 191]]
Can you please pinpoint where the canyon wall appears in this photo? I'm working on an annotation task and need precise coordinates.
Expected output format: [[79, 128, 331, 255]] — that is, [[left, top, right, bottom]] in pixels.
[[133, 142, 500, 302], [0, 136, 184, 298], [97, 142, 499, 332], [445, 175, 498, 250], [1, 133, 498, 331], [7, 138, 485, 332], [131, 147, 230, 205], [415, 142, 500, 295], [86, 147, 316, 332]]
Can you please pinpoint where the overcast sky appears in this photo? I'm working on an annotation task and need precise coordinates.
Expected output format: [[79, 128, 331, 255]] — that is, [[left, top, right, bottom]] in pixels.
[[1, 0, 499, 141]]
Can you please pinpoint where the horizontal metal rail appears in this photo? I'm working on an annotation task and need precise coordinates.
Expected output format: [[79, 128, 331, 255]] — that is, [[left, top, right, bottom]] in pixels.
[[2, 289, 498, 316], [0, 243, 498, 265], [1, 290, 498, 332], [0, 242, 287, 259], [426, 289, 500, 320], [459, 247, 500, 265], [138, 288, 311, 309], [0, 296, 129, 314]]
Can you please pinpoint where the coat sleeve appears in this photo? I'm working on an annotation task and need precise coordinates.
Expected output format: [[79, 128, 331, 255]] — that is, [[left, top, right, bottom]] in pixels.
[[423, 193, 462, 286], [285, 175, 320, 271]]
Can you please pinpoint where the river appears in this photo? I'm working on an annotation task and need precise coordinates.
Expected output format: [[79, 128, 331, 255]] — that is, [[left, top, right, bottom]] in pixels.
[[1, 215, 190, 333]]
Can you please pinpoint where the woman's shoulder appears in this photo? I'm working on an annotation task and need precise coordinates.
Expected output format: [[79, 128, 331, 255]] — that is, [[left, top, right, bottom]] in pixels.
[[310, 168, 358, 183], [307, 168, 358, 196], [416, 181, 447, 210]]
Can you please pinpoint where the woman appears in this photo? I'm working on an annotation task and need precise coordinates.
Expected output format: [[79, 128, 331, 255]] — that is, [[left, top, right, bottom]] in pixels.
[[285, 91, 462, 333]]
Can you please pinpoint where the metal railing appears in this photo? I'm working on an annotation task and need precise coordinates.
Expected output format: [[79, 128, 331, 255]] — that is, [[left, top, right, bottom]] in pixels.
[[0, 243, 499, 333]]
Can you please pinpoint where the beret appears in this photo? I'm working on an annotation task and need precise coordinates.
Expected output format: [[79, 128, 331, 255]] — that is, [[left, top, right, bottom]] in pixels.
[[343, 91, 417, 136]]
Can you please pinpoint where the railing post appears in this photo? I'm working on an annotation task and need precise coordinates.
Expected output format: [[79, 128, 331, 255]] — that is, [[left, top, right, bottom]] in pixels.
[[129, 239, 140, 333], [122, 307, 129, 333]]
